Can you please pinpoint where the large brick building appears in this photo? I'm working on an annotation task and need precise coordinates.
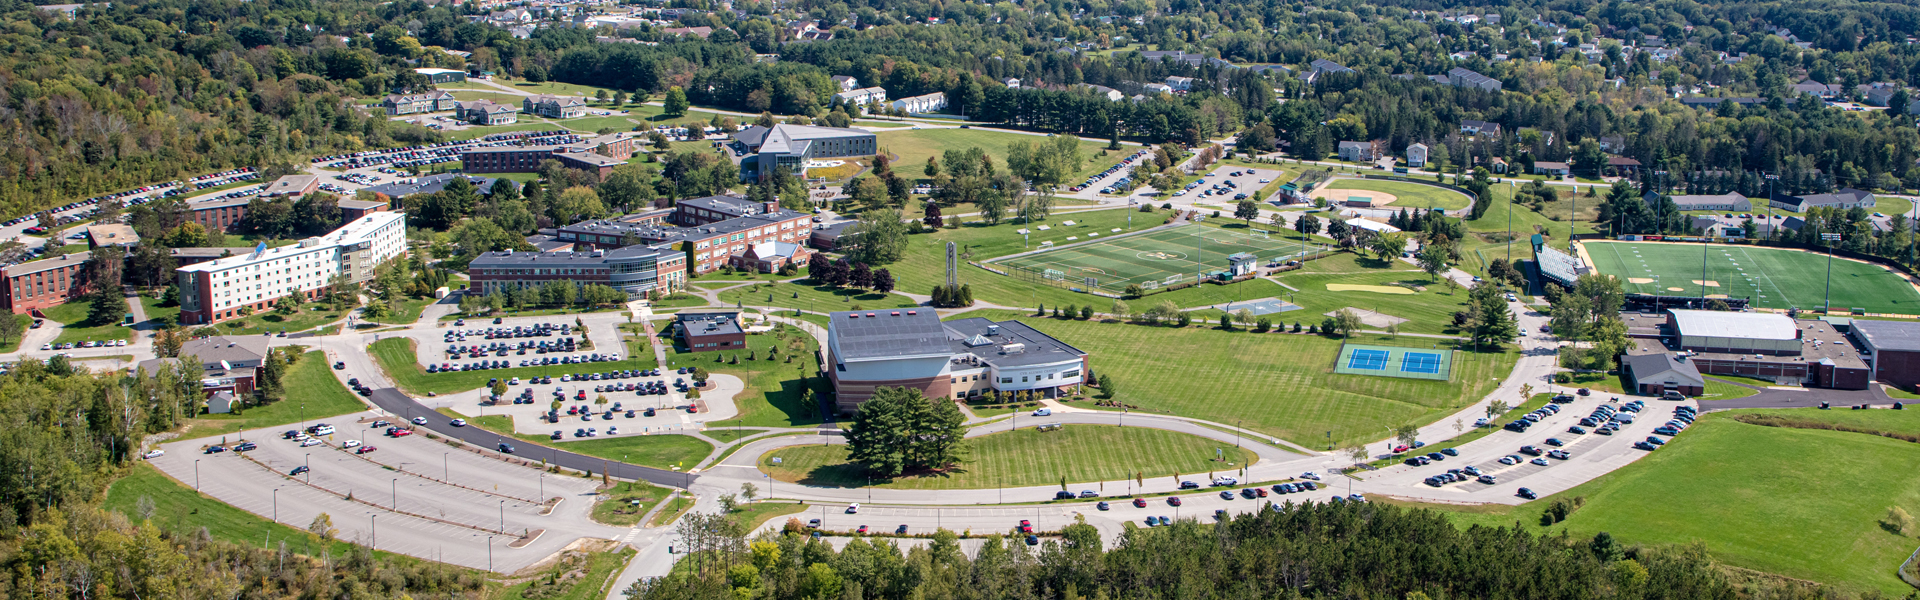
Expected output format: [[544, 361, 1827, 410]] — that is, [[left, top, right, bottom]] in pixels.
[[459, 133, 636, 178], [554, 198, 813, 274], [0, 251, 93, 315], [674, 311, 745, 352], [1849, 319, 1920, 391], [466, 243, 686, 299], [1620, 309, 1871, 394]]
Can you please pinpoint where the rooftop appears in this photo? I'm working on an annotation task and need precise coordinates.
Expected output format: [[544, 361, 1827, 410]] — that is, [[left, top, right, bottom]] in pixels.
[[1621, 352, 1705, 387], [2, 251, 91, 278], [263, 174, 319, 196], [1668, 309, 1799, 341], [677, 311, 742, 337], [85, 223, 139, 246], [178, 212, 406, 273], [468, 244, 671, 268], [943, 317, 1087, 368], [362, 174, 497, 199], [1851, 319, 1920, 352], [830, 309, 950, 361]]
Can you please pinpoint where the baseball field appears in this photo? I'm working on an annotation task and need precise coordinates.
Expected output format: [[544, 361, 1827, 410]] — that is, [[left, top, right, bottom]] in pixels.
[[994, 224, 1312, 294], [1582, 240, 1920, 314]]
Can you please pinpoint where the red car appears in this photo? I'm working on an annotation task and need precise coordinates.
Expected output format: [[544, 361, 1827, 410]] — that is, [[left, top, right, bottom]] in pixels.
[[356, 446, 378, 454], [1132, 498, 1147, 508], [390, 429, 413, 437], [1168, 497, 1183, 507], [1392, 445, 1411, 453], [856, 525, 868, 534], [1018, 520, 1033, 533]]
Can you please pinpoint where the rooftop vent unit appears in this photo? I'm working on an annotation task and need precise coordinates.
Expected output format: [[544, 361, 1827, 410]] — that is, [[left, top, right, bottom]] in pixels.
[[987, 324, 1001, 336], [1000, 343, 1025, 354]]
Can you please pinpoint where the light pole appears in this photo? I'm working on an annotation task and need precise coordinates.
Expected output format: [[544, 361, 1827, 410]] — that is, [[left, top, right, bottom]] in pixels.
[[391, 478, 398, 510], [499, 500, 506, 532], [487, 535, 494, 572], [304, 454, 311, 483], [370, 515, 376, 549], [272, 488, 278, 523], [444, 452, 450, 481], [194, 459, 201, 490], [1822, 232, 1841, 313]]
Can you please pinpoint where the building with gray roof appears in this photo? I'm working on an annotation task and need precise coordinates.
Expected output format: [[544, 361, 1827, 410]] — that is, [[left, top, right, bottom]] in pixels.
[[731, 124, 876, 181], [1621, 352, 1704, 397], [826, 310, 1088, 412], [137, 335, 270, 398], [1848, 319, 1920, 389], [361, 174, 498, 200]]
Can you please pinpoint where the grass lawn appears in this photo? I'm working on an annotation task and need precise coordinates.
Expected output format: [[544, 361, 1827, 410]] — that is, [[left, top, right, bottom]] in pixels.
[[371, 337, 657, 396], [1324, 178, 1472, 211], [43, 299, 134, 344], [651, 292, 713, 310], [997, 222, 1317, 296], [872, 129, 1112, 184], [1727, 406, 1920, 438], [500, 79, 623, 98], [446, 90, 536, 106], [1459, 183, 1600, 275], [138, 293, 182, 326], [556, 434, 713, 471], [184, 351, 367, 437], [443, 123, 567, 142], [440, 305, 627, 321], [761, 425, 1257, 490], [648, 495, 695, 527], [590, 479, 675, 527], [104, 463, 372, 559], [1873, 195, 1915, 220], [1414, 413, 1920, 596], [1583, 240, 1920, 314], [966, 311, 1518, 448], [502, 546, 634, 600], [725, 502, 808, 530], [198, 303, 347, 336], [717, 280, 918, 314], [0, 313, 28, 353], [658, 324, 829, 428], [700, 427, 764, 443], [367, 296, 442, 325], [1885, 385, 1920, 400], [1246, 265, 1472, 336]]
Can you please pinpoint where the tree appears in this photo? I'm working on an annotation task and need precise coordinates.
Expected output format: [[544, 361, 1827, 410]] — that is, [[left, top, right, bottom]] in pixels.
[[1370, 232, 1408, 262], [1233, 199, 1260, 226], [871, 268, 895, 294], [664, 86, 690, 117], [1417, 244, 1450, 282], [1485, 399, 1510, 421], [843, 387, 967, 476], [1098, 374, 1117, 399], [0, 315, 21, 350], [308, 513, 336, 540], [846, 209, 909, 265], [1294, 214, 1321, 237], [1464, 282, 1520, 349], [1331, 308, 1362, 339], [924, 156, 941, 178]]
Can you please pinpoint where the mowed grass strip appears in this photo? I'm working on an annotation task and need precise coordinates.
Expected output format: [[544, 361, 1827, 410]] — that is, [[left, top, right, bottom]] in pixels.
[[872, 128, 1114, 183], [657, 327, 830, 428], [1000, 224, 1315, 291], [1325, 179, 1472, 210], [556, 434, 714, 471], [1583, 241, 1920, 313], [759, 426, 1255, 490], [968, 312, 1516, 447], [1423, 413, 1920, 597], [186, 351, 368, 437]]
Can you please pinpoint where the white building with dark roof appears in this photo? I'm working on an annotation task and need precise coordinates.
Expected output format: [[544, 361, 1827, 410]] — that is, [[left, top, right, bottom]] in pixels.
[[826, 311, 1088, 411], [730, 124, 876, 181], [176, 212, 407, 325]]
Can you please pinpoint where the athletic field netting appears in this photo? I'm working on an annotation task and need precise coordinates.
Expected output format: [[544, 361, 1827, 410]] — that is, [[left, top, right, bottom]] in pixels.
[[993, 224, 1316, 295], [1333, 343, 1454, 381]]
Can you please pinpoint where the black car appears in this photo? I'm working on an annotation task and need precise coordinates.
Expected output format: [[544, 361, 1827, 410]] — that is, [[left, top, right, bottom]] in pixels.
[[498, 443, 515, 453], [1516, 488, 1537, 500], [234, 442, 257, 452], [290, 466, 310, 476], [1053, 491, 1074, 500]]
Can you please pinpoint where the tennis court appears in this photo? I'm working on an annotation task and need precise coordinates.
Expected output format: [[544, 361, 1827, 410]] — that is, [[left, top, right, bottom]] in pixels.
[[1583, 241, 1920, 314], [1333, 343, 1454, 381], [993, 224, 1314, 295]]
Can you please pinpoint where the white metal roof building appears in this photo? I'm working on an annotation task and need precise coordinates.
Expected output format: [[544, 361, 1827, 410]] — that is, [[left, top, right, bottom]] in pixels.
[[1666, 309, 1802, 355]]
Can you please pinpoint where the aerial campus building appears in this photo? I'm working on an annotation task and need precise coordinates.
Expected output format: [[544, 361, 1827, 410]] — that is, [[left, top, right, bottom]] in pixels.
[[175, 212, 408, 325], [730, 124, 876, 181], [825, 310, 1089, 412]]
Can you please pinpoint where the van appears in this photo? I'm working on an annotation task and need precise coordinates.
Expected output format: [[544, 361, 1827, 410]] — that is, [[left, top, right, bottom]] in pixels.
[[1661, 390, 1686, 400]]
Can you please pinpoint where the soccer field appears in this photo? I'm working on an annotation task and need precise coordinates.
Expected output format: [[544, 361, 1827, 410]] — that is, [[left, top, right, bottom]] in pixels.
[[1582, 241, 1920, 314], [995, 224, 1313, 294]]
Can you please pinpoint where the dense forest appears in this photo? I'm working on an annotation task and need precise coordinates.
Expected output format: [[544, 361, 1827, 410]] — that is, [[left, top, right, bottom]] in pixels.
[[630, 503, 1842, 600]]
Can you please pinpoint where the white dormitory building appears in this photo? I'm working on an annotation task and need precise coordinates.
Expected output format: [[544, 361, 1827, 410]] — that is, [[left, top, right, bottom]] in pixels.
[[175, 212, 408, 325], [890, 92, 947, 114]]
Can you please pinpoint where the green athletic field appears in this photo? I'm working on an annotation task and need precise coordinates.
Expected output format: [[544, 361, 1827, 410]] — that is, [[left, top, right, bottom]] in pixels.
[[1583, 241, 1920, 314], [994, 224, 1312, 294]]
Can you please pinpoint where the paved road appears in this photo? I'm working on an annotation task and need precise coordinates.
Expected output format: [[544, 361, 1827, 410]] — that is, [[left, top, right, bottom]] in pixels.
[[364, 388, 696, 489]]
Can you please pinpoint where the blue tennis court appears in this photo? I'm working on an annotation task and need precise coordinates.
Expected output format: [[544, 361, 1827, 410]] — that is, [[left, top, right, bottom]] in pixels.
[[1231, 298, 1303, 316], [1401, 352, 1443, 374], [1347, 349, 1389, 370], [1334, 343, 1454, 381]]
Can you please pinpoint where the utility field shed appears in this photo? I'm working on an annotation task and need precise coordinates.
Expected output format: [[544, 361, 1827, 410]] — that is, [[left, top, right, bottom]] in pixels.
[[1667, 309, 1801, 355]]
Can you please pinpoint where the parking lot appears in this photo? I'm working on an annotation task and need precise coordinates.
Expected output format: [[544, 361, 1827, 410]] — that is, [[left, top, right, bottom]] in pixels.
[[1365, 391, 1700, 498], [150, 414, 621, 572], [1174, 167, 1286, 205]]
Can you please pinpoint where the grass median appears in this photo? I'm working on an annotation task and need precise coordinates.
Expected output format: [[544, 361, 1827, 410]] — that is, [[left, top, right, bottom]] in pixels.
[[186, 351, 368, 437]]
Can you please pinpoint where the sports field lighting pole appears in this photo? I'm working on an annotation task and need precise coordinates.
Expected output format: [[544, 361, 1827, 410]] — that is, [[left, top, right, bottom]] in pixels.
[[499, 500, 506, 532], [1822, 232, 1841, 313], [370, 515, 376, 549], [1700, 236, 1710, 300], [1506, 180, 1513, 261], [272, 489, 278, 523], [194, 460, 200, 490], [391, 478, 398, 510]]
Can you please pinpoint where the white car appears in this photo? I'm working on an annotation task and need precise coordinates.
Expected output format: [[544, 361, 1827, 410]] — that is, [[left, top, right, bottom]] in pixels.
[[846, 503, 860, 514], [142, 449, 165, 459], [411, 417, 428, 425], [1259, 178, 1271, 183], [1033, 408, 1051, 416], [299, 439, 321, 447], [450, 418, 467, 427], [342, 440, 361, 448]]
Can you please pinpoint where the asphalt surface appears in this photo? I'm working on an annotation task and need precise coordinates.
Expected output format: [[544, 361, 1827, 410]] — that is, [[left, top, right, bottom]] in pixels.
[[364, 388, 695, 488]]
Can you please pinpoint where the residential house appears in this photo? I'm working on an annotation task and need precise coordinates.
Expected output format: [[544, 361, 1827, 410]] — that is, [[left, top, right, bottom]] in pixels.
[[732, 241, 811, 272], [136, 336, 272, 398], [1142, 83, 1173, 95], [458, 100, 519, 125], [524, 95, 587, 119], [1447, 67, 1502, 92], [382, 91, 457, 115], [1165, 76, 1194, 91], [1655, 192, 1752, 212], [661, 26, 713, 38], [1460, 119, 1502, 137], [1532, 161, 1572, 177], [413, 68, 467, 84], [1337, 141, 1377, 162], [891, 92, 948, 114], [1606, 155, 1643, 176], [1406, 143, 1429, 168], [1790, 79, 1839, 98], [1771, 189, 1876, 212], [1001, 78, 1021, 88], [831, 75, 859, 91], [835, 86, 888, 106], [1082, 85, 1123, 102]]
